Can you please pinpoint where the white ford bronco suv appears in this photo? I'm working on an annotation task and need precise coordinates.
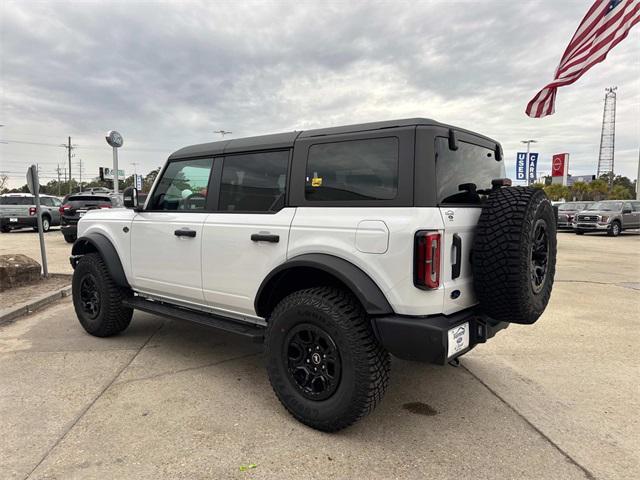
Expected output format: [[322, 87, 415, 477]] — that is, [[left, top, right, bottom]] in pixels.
[[70, 118, 556, 431]]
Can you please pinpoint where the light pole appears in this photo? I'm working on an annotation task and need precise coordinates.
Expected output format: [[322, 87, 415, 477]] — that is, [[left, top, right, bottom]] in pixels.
[[521, 139, 537, 185]]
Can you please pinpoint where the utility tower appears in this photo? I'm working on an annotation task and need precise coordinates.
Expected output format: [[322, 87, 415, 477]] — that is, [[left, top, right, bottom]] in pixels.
[[596, 87, 617, 182]]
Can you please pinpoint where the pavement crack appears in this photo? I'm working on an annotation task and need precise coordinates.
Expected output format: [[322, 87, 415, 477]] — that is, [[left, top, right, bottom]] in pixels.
[[23, 320, 166, 480], [462, 364, 597, 480], [114, 351, 261, 386]]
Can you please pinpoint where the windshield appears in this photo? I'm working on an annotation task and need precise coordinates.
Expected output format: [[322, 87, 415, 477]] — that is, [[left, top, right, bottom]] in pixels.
[[0, 197, 33, 205], [559, 203, 586, 211], [586, 201, 622, 211]]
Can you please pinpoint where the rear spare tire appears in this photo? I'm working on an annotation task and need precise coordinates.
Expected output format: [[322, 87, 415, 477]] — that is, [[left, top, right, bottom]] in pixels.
[[472, 187, 556, 325]]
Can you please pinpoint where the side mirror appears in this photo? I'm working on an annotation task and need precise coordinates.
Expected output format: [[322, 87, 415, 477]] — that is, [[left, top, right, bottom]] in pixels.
[[622, 209, 632, 214], [123, 186, 139, 209]]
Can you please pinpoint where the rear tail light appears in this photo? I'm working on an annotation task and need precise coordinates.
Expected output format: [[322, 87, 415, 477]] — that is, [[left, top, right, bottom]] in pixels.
[[98, 204, 112, 209], [414, 231, 441, 290], [29, 207, 36, 216], [59, 204, 71, 215]]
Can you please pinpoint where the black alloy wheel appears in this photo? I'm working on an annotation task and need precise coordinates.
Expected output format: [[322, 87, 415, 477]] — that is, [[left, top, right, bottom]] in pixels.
[[284, 323, 342, 401], [79, 273, 101, 319], [530, 219, 549, 293]]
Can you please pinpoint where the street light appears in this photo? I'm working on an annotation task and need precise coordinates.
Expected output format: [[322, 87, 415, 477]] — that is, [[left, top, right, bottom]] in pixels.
[[214, 130, 232, 138], [521, 139, 537, 185]]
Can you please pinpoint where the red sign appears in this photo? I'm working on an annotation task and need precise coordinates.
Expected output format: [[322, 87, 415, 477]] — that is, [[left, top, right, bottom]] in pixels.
[[552, 154, 567, 177]]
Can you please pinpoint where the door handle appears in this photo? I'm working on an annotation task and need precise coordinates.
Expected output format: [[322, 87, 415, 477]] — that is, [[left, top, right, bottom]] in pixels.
[[251, 233, 279, 243], [174, 228, 196, 238], [452, 234, 462, 279]]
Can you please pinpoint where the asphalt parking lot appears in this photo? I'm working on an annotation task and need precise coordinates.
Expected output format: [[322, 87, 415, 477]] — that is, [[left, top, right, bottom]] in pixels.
[[0, 228, 638, 479]]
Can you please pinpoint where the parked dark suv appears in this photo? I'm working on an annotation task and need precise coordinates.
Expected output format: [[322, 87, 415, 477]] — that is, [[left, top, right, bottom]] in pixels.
[[60, 193, 123, 243]]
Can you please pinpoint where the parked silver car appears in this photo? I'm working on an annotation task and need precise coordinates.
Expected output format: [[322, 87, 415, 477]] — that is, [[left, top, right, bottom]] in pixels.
[[574, 200, 640, 236], [0, 193, 63, 232]]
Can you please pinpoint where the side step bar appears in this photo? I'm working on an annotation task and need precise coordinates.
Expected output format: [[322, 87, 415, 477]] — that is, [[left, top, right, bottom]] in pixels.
[[123, 296, 265, 343]]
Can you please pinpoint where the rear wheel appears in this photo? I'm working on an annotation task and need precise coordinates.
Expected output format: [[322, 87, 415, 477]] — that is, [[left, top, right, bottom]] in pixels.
[[0, 226, 10, 233], [33, 216, 51, 232], [575, 231, 585, 235], [608, 221, 621, 237], [72, 253, 133, 337], [265, 287, 390, 432]]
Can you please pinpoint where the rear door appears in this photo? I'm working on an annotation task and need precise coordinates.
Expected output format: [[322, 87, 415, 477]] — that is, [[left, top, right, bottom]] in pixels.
[[130, 157, 214, 305], [201, 150, 293, 318], [434, 134, 505, 315], [622, 202, 637, 228]]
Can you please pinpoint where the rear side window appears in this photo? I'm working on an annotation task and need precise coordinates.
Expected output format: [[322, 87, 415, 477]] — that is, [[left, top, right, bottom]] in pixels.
[[66, 196, 111, 208], [151, 158, 214, 211], [219, 150, 289, 212], [0, 197, 33, 205], [436, 138, 504, 205], [305, 137, 398, 201]]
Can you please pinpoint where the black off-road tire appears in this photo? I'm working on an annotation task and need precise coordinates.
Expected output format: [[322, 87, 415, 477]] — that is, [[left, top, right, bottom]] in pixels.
[[608, 221, 621, 237], [265, 287, 390, 432], [472, 187, 557, 325], [0, 226, 10, 233], [575, 231, 585, 235], [72, 253, 133, 337]]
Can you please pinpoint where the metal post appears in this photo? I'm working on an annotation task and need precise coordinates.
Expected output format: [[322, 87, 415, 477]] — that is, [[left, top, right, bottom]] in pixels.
[[112, 147, 119, 193], [68, 136, 72, 194], [27, 165, 48, 278]]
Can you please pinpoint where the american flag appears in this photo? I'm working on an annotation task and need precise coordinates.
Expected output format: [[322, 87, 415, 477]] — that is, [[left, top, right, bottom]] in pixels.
[[526, 0, 640, 118]]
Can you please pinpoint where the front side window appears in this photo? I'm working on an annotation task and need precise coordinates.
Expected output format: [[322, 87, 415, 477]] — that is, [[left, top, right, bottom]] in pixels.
[[150, 158, 213, 211], [219, 150, 289, 212], [305, 137, 399, 201], [436, 138, 504, 205]]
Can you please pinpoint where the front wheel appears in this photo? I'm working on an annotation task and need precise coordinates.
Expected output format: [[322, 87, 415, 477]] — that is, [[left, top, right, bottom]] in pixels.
[[72, 253, 133, 337], [608, 221, 621, 237], [265, 287, 390, 432]]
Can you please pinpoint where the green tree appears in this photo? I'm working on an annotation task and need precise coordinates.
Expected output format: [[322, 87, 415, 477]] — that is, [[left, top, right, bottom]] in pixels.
[[587, 179, 608, 201], [143, 168, 161, 192], [543, 184, 570, 201], [610, 184, 632, 200], [570, 181, 589, 201]]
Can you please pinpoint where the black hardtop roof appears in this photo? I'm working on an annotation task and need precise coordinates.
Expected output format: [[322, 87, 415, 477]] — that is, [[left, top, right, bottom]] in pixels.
[[168, 118, 499, 160]]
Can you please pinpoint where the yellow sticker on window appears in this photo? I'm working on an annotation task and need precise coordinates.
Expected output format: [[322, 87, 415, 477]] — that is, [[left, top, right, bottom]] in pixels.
[[311, 177, 323, 187]]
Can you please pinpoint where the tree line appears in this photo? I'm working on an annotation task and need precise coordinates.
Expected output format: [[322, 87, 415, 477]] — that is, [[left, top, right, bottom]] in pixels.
[[0, 168, 161, 196], [535, 173, 636, 202]]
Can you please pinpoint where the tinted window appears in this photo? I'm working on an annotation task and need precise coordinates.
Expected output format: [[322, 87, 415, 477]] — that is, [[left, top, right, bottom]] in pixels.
[[436, 138, 504, 204], [40, 197, 53, 206], [0, 197, 34, 205], [305, 137, 398, 201], [151, 158, 213, 211], [51, 198, 62, 207], [623, 202, 633, 212], [219, 151, 289, 212], [66, 196, 112, 208], [632, 202, 640, 212]]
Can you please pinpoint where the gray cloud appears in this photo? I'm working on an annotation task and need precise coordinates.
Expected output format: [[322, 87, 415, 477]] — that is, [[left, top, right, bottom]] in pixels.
[[1, 0, 638, 187]]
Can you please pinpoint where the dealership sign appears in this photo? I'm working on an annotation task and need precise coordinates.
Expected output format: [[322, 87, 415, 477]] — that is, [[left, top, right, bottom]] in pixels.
[[528, 153, 538, 183], [100, 167, 125, 180], [516, 152, 527, 180], [552, 153, 567, 177], [515, 152, 538, 183]]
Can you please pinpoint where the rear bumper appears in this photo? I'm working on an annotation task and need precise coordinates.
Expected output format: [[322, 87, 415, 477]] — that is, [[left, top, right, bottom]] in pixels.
[[0, 216, 37, 229], [371, 308, 509, 365], [60, 223, 78, 235]]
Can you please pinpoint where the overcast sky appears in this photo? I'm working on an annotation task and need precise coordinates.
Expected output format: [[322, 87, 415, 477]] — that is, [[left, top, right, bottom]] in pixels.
[[1, 0, 639, 189]]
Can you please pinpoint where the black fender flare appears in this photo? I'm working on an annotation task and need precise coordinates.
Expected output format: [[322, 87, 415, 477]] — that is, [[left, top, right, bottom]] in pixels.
[[71, 232, 129, 288], [255, 253, 393, 317]]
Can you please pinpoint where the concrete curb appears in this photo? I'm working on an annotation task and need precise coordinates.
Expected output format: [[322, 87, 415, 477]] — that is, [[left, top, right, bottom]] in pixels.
[[0, 284, 72, 326]]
